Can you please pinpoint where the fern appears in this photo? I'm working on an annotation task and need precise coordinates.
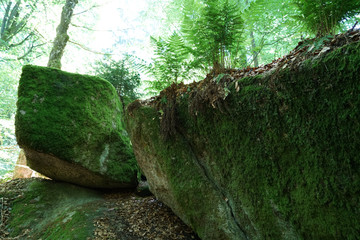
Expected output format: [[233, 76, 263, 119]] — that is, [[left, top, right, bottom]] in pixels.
[[128, 32, 202, 95], [293, 0, 360, 36], [181, 0, 244, 71]]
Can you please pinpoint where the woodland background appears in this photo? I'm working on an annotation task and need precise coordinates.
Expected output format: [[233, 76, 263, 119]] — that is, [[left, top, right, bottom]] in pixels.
[[1, 0, 359, 181]]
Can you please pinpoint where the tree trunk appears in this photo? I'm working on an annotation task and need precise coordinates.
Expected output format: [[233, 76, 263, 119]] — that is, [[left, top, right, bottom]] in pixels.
[[245, 0, 259, 68], [47, 0, 78, 69], [250, 31, 259, 67]]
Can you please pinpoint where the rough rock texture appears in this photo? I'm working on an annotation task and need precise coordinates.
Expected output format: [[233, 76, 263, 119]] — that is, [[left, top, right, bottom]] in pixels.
[[126, 41, 360, 239], [12, 150, 42, 179], [15, 65, 138, 188]]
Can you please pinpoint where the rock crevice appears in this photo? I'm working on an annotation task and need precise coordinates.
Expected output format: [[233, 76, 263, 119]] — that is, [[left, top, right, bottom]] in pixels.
[[177, 129, 250, 240]]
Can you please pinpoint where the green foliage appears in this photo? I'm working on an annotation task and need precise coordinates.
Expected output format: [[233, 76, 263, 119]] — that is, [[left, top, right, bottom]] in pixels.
[[243, 0, 303, 66], [182, 0, 244, 71], [135, 0, 245, 95], [293, 0, 360, 36], [0, 61, 20, 180], [93, 56, 141, 100], [1, 1, 28, 44], [150, 33, 189, 84], [0, 62, 19, 119], [127, 32, 203, 96], [144, 33, 200, 94], [0, 0, 42, 61]]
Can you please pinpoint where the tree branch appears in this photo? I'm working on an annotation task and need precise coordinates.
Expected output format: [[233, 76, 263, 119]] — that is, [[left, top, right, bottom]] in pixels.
[[68, 39, 113, 55], [7, 33, 33, 49], [70, 22, 119, 32], [72, 4, 100, 16]]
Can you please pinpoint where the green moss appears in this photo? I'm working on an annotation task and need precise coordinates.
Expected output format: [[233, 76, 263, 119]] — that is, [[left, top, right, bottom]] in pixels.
[[15, 65, 138, 183], [127, 42, 360, 239], [127, 106, 248, 239], [40, 205, 99, 240], [6, 179, 103, 239]]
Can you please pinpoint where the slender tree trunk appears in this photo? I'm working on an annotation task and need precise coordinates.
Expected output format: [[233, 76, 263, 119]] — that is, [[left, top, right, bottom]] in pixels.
[[245, 0, 259, 67], [250, 31, 259, 67], [47, 0, 78, 69]]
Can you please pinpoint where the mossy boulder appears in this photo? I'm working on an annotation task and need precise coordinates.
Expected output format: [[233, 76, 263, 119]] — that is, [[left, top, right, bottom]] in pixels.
[[15, 65, 138, 188], [126, 42, 360, 239]]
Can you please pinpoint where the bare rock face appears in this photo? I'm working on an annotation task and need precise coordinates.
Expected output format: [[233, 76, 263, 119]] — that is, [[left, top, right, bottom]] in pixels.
[[15, 65, 138, 188], [12, 149, 43, 179], [126, 41, 360, 239]]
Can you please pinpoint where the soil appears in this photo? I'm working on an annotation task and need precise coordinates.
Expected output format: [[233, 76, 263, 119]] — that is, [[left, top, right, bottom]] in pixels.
[[0, 178, 200, 240]]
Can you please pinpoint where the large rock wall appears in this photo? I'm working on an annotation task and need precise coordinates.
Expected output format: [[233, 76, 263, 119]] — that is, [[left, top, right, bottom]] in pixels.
[[126, 42, 360, 239], [16, 65, 138, 188]]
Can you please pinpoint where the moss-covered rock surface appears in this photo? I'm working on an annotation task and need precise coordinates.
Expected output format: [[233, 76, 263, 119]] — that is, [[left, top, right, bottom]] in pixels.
[[126, 41, 360, 239], [1, 178, 103, 239], [0, 178, 199, 239], [15, 65, 138, 188]]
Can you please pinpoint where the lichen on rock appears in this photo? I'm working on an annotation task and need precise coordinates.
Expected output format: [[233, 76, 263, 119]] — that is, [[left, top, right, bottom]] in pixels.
[[15, 65, 138, 188]]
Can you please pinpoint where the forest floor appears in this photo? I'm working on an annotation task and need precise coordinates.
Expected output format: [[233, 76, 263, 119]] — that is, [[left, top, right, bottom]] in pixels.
[[0, 178, 199, 240], [91, 190, 200, 240]]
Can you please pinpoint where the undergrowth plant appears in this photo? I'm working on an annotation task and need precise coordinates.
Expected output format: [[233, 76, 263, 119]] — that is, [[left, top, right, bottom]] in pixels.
[[293, 0, 360, 36], [128, 32, 203, 95], [145, 33, 195, 94], [182, 0, 244, 72], [93, 56, 141, 101]]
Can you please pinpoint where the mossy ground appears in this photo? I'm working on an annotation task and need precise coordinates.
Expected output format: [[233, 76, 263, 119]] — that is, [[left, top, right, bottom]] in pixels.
[[4, 179, 103, 239], [127, 42, 360, 239], [15, 65, 138, 183], [0, 178, 199, 239]]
